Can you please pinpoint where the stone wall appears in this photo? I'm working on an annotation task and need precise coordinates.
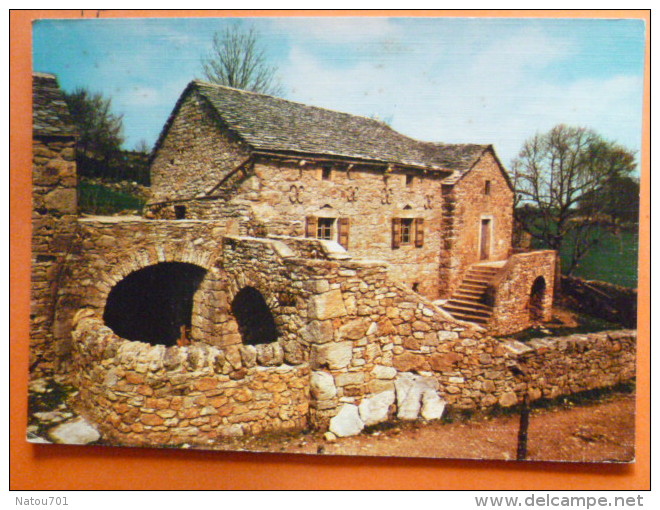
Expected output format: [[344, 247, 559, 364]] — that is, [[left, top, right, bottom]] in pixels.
[[404, 329, 636, 411], [151, 155, 453, 299], [511, 330, 636, 401], [31, 136, 78, 376], [439, 151, 515, 298], [488, 250, 558, 335], [62, 230, 635, 444], [50, 217, 228, 368], [560, 275, 638, 328], [71, 312, 309, 446]]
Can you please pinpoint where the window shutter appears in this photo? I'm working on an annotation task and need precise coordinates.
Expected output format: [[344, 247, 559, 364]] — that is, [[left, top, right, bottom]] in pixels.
[[305, 216, 318, 238], [415, 218, 425, 247], [338, 217, 350, 249], [392, 218, 401, 249]]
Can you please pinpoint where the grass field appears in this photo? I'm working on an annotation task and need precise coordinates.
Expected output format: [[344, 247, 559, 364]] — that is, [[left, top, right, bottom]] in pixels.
[[559, 227, 639, 288], [79, 181, 145, 216]]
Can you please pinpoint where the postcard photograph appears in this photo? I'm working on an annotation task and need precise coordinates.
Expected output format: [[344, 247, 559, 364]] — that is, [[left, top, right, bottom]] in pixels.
[[28, 14, 644, 462]]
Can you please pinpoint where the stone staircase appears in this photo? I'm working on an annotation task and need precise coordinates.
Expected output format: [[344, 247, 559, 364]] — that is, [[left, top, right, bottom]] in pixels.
[[442, 263, 503, 326]]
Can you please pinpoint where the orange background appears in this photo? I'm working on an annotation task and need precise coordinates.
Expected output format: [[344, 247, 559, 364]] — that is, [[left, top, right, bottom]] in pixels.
[[10, 9, 650, 490]]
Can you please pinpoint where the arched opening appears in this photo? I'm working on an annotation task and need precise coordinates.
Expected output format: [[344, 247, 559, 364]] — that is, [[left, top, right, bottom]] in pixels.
[[231, 286, 278, 345], [103, 262, 207, 346], [529, 276, 547, 322]]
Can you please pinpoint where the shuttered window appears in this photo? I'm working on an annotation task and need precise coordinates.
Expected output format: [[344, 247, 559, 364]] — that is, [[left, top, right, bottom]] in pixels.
[[392, 217, 425, 248], [305, 216, 318, 238], [392, 218, 401, 249], [338, 217, 350, 249], [414, 218, 425, 247], [307, 216, 349, 247]]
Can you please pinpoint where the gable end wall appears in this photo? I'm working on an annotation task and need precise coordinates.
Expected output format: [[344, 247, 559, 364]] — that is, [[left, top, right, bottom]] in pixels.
[[150, 91, 251, 203], [439, 151, 514, 297]]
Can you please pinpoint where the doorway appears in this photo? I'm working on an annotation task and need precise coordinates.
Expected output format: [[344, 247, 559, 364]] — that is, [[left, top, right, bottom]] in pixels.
[[529, 276, 547, 321], [480, 218, 492, 260]]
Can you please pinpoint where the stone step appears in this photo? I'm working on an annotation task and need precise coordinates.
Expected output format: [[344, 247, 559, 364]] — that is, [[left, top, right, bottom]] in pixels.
[[460, 279, 491, 288], [443, 303, 492, 318], [464, 270, 497, 279], [467, 267, 499, 276], [446, 310, 490, 324], [446, 298, 492, 311], [453, 290, 487, 300]]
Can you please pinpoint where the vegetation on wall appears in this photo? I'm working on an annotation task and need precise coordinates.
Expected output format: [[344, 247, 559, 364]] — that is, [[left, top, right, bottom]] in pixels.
[[78, 181, 146, 216]]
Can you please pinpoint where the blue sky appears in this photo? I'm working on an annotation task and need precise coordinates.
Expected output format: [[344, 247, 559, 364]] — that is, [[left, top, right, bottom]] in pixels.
[[32, 16, 646, 168]]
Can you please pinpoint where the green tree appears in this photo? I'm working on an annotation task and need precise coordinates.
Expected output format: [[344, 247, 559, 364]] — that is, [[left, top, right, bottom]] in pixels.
[[63, 87, 124, 159], [511, 125, 636, 275], [580, 174, 640, 225], [201, 23, 283, 95]]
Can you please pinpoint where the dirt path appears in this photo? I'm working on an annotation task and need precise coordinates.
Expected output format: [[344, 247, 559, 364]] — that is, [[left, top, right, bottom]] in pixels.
[[208, 391, 635, 463]]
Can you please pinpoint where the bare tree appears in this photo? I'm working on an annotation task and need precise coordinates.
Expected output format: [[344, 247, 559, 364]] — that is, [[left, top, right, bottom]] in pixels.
[[201, 24, 283, 95], [133, 139, 152, 155], [511, 125, 636, 275]]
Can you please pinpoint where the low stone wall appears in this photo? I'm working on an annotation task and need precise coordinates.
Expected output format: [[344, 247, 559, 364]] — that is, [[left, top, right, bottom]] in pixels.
[[508, 329, 636, 401], [418, 329, 636, 410], [71, 312, 309, 447], [560, 275, 638, 328]]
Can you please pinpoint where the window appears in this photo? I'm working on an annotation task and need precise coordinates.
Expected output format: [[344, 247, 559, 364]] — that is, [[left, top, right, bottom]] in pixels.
[[321, 166, 332, 181], [174, 205, 187, 219], [317, 217, 335, 240], [392, 217, 424, 248], [306, 216, 350, 249], [400, 218, 414, 244], [484, 180, 491, 195]]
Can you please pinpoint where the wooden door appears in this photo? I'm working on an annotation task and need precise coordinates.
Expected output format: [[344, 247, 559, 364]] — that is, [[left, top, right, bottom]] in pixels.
[[480, 219, 491, 260]]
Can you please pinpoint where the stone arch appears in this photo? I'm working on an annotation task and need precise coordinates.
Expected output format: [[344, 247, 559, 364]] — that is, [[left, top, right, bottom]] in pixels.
[[222, 265, 282, 314], [95, 245, 218, 309], [529, 276, 547, 322], [78, 245, 222, 345], [103, 261, 207, 346], [230, 286, 279, 345], [217, 262, 289, 346]]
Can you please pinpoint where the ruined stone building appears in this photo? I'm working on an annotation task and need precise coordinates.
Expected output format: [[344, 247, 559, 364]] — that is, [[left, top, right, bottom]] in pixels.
[[30, 75, 635, 447]]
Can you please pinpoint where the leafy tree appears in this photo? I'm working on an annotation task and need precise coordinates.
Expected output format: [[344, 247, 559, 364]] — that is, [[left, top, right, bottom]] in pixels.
[[63, 87, 124, 159], [511, 125, 636, 275], [580, 174, 640, 225], [201, 23, 283, 95]]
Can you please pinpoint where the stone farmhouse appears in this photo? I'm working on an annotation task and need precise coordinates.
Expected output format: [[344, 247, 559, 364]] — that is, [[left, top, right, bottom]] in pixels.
[[146, 80, 556, 329], [30, 74, 635, 447]]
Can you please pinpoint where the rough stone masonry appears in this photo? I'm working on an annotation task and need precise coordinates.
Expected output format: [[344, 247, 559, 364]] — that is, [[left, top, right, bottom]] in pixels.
[[30, 73, 635, 447]]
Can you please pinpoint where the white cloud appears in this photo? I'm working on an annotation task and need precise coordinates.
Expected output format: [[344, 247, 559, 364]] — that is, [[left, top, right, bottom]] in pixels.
[[270, 17, 401, 44], [279, 22, 643, 167]]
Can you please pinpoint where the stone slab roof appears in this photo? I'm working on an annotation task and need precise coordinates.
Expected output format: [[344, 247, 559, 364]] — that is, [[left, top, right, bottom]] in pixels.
[[173, 80, 490, 173], [33, 72, 77, 138]]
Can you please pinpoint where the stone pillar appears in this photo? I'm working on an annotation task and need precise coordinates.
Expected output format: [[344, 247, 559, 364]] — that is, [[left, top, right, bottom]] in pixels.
[[31, 136, 78, 376]]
